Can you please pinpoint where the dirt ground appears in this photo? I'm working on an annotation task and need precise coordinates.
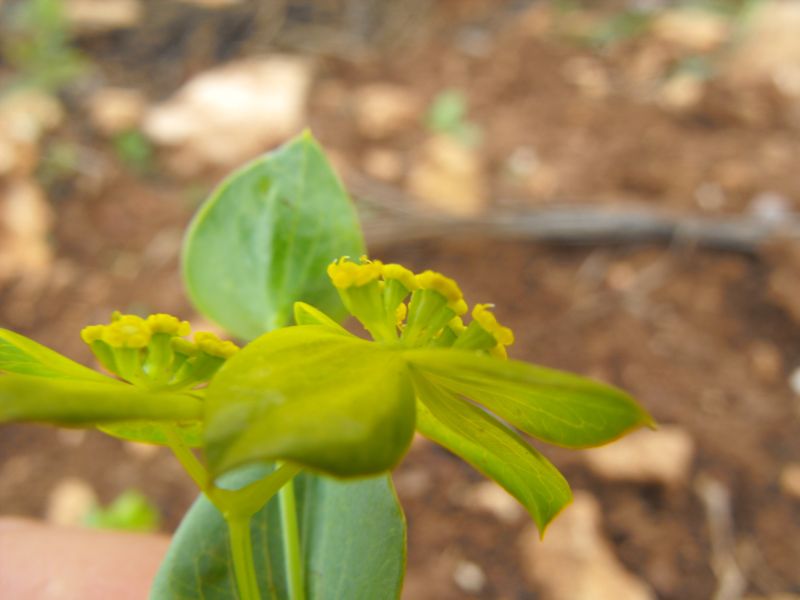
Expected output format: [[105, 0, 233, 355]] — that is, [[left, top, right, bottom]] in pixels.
[[1, 1, 800, 598]]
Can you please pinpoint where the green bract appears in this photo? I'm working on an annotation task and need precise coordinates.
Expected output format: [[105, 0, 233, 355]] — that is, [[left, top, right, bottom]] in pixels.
[[204, 257, 654, 533]]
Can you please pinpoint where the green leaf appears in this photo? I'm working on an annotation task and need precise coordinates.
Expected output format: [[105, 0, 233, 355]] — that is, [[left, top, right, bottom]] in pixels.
[[182, 131, 365, 340], [205, 326, 415, 478], [0, 328, 109, 382], [98, 421, 203, 447], [151, 468, 406, 600], [293, 301, 348, 334], [0, 375, 202, 425], [411, 370, 571, 534], [406, 349, 654, 448]]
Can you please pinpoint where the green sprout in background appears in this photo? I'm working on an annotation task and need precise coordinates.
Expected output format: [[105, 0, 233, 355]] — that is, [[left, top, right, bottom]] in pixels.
[[1, 0, 88, 93], [0, 132, 653, 599], [425, 89, 482, 147], [113, 129, 154, 175], [84, 489, 161, 533]]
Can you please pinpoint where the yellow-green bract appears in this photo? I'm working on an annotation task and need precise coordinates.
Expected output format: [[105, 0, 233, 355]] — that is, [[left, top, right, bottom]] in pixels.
[[205, 302, 654, 534]]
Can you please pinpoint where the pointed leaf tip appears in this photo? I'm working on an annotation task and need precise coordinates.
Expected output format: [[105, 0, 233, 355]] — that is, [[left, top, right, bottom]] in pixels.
[[406, 348, 653, 449]]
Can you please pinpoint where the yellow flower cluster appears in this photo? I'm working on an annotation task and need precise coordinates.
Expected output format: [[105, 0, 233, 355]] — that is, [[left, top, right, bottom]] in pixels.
[[80, 312, 238, 389], [328, 257, 513, 357]]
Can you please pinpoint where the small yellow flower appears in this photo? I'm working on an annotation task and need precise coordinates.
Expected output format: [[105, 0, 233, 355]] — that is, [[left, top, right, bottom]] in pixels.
[[146, 314, 191, 337], [102, 315, 152, 349], [327, 257, 383, 289], [195, 332, 239, 359], [415, 271, 467, 315]]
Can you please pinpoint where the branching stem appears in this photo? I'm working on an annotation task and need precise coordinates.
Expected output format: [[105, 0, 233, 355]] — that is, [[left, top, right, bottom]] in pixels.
[[163, 425, 208, 489], [164, 426, 305, 600]]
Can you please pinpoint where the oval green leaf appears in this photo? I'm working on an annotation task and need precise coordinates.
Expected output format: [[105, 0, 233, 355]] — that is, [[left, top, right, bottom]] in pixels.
[[205, 326, 416, 478], [182, 131, 365, 340], [151, 469, 406, 600], [406, 349, 654, 449]]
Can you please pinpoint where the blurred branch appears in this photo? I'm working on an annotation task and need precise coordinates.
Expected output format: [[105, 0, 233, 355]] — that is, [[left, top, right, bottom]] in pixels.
[[347, 172, 800, 254]]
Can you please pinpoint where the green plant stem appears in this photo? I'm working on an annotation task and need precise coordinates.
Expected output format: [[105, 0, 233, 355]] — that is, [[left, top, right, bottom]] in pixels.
[[279, 477, 305, 600], [227, 515, 262, 600], [164, 425, 305, 600], [163, 425, 208, 489]]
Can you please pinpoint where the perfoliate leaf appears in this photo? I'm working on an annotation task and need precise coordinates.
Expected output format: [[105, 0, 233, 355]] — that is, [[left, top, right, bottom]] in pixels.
[[205, 326, 416, 478], [0, 328, 109, 382], [182, 132, 365, 340], [406, 349, 654, 448], [151, 467, 406, 600], [411, 370, 571, 534], [0, 375, 202, 425]]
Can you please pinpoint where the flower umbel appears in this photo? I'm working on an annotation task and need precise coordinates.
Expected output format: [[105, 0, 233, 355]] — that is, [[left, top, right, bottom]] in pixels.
[[81, 312, 239, 391], [327, 256, 513, 356]]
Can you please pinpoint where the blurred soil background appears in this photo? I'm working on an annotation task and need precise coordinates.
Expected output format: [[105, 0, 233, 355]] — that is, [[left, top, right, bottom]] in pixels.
[[1, 0, 800, 598]]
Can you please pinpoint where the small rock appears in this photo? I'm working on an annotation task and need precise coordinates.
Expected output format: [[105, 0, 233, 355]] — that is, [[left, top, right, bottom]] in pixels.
[[520, 492, 655, 600], [625, 45, 672, 87], [764, 239, 800, 327], [0, 90, 64, 136], [407, 135, 487, 217], [562, 57, 611, 99], [464, 481, 524, 524], [506, 146, 559, 198], [713, 159, 759, 194], [45, 478, 98, 527], [393, 467, 432, 499], [748, 191, 792, 223], [57, 429, 87, 447], [724, 1, 800, 93], [123, 441, 161, 460], [790, 368, 800, 396], [0, 455, 37, 488], [651, 9, 730, 53], [693, 182, 726, 211], [781, 463, 800, 499], [87, 88, 147, 136], [0, 90, 63, 178], [66, 0, 142, 32], [143, 56, 313, 175], [362, 148, 404, 182], [583, 426, 694, 487], [658, 72, 705, 112], [353, 84, 422, 140], [0, 179, 54, 283], [0, 179, 51, 238], [452, 560, 486, 594], [749, 340, 783, 383]]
